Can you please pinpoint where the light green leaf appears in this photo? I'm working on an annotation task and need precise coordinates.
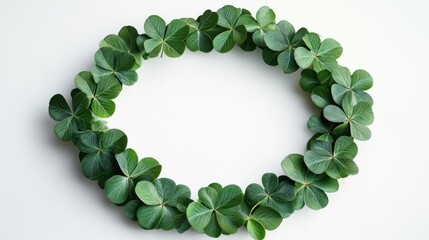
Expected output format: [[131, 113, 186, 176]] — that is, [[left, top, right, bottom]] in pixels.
[[198, 187, 218, 209], [104, 175, 132, 204], [130, 157, 161, 180], [294, 47, 315, 69], [323, 105, 347, 122], [281, 154, 306, 183], [186, 202, 213, 231], [135, 181, 163, 205], [247, 219, 265, 240], [115, 148, 138, 177], [144, 15, 166, 40]]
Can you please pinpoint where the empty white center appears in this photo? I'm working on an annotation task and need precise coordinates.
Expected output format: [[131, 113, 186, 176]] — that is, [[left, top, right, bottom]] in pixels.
[[108, 48, 315, 193]]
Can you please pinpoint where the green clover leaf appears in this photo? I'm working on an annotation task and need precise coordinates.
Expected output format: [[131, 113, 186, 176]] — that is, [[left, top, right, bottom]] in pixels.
[[245, 173, 295, 218], [213, 5, 248, 53], [91, 47, 137, 86], [135, 178, 191, 230], [281, 154, 339, 210], [184, 10, 219, 53], [304, 136, 359, 179], [264, 21, 308, 73], [104, 148, 162, 204], [99, 26, 143, 69], [299, 69, 334, 93], [74, 71, 121, 118], [307, 115, 334, 142], [323, 94, 374, 141], [331, 66, 374, 105], [238, 6, 276, 47], [116, 148, 161, 180], [124, 199, 141, 221], [49, 91, 92, 141], [144, 16, 190, 58], [174, 197, 193, 233], [298, 69, 335, 108], [294, 33, 343, 72], [240, 201, 282, 240], [76, 129, 127, 180], [186, 184, 244, 237]]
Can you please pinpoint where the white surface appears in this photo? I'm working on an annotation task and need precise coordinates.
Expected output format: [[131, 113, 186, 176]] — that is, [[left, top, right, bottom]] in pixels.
[[1, 0, 428, 239]]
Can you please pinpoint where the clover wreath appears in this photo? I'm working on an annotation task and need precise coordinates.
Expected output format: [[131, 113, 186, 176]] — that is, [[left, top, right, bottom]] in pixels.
[[48, 5, 374, 240]]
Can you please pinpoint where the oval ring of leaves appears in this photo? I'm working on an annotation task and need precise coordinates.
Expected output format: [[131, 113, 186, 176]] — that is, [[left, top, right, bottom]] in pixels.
[[48, 5, 374, 240]]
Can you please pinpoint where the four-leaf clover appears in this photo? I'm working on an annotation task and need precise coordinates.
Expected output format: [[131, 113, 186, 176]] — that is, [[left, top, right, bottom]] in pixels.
[[74, 71, 121, 118], [324, 94, 374, 141], [49, 91, 92, 141], [294, 33, 343, 72], [331, 66, 374, 105], [238, 6, 277, 47], [135, 178, 191, 230], [184, 10, 219, 53], [104, 148, 161, 204], [75, 129, 127, 180], [92, 47, 138, 86], [245, 173, 295, 218], [304, 136, 359, 179], [186, 184, 244, 237], [213, 5, 248, 53], [264, 20, 309, 73], [282, 154, 339, 210], [143, 16, 190, 58]]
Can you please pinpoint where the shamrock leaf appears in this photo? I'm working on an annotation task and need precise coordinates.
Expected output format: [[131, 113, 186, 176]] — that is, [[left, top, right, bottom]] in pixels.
[[304, 136, 358, 179], [124, 199, 141, 221], [91, 47, 137, 86], [297, 69, 336, 109], [75, 129, 127, 180], [49, 91, 92, 141], [299, 69, 333, 93], [144, 16, 190, 58], [238, 6, 276, 47], [117, 149, 161, 180], [74, 71, 121, 118], [240, 201, 282, 240], [186, 184, 244, 237], [331, 66, 374, 105], [135, 178, 191, 230], [174, 197, 193, 233], [323, 94, 374, 141], [104, 148, 161, 204], [245, 173, 295, 218], [307, 115, 334, 142], [264, 21, 309, 73], [213, 5, 248, 53], [282, 154, 339, 210], [294, 33, 343, 72], [185, 10, 219, 53], [100, 26, 143, 69]]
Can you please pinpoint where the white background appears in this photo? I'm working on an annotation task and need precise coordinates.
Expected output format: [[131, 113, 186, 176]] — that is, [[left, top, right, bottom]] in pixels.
[[1, 0, 428, 239]]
